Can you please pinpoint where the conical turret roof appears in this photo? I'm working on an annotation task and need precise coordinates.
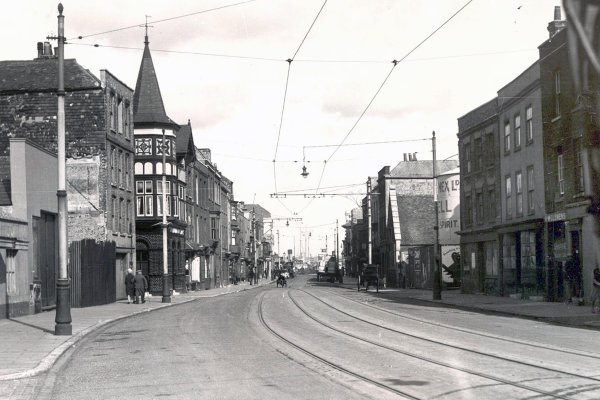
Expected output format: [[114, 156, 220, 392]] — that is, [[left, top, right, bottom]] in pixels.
[[132, 36, 173, 126]]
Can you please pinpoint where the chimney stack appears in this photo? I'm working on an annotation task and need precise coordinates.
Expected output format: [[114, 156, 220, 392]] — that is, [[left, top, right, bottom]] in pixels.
[[547, 6, 566, 39], [43, 42, 53, 56], [413, 152, 418, 161], [37, 42, 43, 58], [403, 153, 407, 162]]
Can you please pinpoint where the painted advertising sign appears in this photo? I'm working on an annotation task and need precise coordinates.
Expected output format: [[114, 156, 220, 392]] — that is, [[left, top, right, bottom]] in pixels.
[[437, 169, 460, 245]]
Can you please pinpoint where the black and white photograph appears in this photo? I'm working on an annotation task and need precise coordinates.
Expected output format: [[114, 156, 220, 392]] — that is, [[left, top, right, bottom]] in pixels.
[[1, 0, 600, 399]]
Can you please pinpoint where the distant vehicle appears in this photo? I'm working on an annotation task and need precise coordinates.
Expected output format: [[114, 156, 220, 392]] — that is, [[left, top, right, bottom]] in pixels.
[[317, 256, 342, 283], [358, 264, 379, 292]]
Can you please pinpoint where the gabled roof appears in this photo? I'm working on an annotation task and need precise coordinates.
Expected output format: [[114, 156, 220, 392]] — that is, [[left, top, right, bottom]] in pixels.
[[133, 37, 173, 126], [0, 58, 100, 93], [176, 120, 196, 157]]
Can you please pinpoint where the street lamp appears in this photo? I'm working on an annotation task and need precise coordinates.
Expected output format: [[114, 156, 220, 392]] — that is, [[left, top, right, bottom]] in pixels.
[[54, 3, 71, 336], [301, 165, 309, 178], [161, 129, 171, 303]]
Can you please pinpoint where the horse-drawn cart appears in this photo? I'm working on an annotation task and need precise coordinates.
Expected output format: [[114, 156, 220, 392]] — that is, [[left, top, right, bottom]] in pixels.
[[358, 265, 379, 292]]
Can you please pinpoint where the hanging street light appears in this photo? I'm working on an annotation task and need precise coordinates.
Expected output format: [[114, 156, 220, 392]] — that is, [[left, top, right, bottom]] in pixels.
[[301, 165, 309, 178]]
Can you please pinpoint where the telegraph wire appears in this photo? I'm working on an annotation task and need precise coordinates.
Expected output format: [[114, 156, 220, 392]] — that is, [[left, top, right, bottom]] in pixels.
[[67, 0, 257, 41], [305, 0, 475, 213]]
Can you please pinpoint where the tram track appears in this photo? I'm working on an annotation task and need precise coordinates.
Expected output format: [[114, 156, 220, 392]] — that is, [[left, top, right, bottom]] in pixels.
[[256, 291, 420, 400], [288, 289, 598, 400], [320, 287, 600, 361]]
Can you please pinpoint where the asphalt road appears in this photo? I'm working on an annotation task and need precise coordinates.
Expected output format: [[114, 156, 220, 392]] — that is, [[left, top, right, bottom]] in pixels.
[[30, 275, 600, 399]]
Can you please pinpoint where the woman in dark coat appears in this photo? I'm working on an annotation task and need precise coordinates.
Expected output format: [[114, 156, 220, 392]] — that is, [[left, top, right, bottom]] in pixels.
[[125, 268, 135, 304]]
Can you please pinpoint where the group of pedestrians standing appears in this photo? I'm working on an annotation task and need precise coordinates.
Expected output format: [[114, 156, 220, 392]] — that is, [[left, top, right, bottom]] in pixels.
[[125, 268, 148, 304]]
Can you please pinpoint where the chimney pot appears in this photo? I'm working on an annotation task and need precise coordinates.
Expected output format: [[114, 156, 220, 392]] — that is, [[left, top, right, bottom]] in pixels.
[[413, 152, 418, 161], [554, 5, 561, 21], [43, 42, 52, 56], [37, 42, 43, 58], [403, 153, 407, 161], [547, 6, 566, 39]]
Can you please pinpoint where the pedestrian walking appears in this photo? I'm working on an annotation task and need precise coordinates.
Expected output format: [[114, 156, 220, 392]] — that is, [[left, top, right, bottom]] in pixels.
[[125, 268, 135, 304], [134, 270, 148, 304], [592, 267, 600, 313], [565, 254, 582, 304]]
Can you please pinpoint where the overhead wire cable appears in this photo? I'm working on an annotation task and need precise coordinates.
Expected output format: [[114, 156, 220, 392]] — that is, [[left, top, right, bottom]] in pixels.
[[299, 0, 474, 215], [271, 0, 328, 214], [66, 42, 535, 64], [67, 0, 257, 41], [66, 42, 283, 62]]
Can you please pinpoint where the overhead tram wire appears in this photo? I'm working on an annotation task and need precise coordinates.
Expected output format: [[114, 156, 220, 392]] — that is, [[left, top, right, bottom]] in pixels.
[[65, 42, 535, 64], [66, 43, 284, 62], [299, 0, 474, 215], [67, 0, 258, 41], [271, 0, 328, 214]]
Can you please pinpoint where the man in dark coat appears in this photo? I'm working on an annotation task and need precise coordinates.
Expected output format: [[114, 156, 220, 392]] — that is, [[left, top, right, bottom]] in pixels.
[[125, 268, 135, 304], [134, 270, 148, 304], [565, 254, 582, 303]]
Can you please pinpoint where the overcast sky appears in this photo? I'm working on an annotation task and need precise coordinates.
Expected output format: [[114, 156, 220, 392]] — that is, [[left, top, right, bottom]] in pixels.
[[4, 0, 561, 257]]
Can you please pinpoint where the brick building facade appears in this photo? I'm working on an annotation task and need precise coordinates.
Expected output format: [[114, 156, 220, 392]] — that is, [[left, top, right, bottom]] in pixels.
[[0, 43, 135, 308]]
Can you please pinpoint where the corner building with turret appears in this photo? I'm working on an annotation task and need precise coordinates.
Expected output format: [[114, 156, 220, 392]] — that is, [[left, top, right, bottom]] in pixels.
[[133, 34, 188, 293]]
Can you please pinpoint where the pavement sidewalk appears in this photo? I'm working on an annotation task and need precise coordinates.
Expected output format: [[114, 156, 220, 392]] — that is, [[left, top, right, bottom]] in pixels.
[[337, 276, 600, 330], [0, 278, 272, 381]]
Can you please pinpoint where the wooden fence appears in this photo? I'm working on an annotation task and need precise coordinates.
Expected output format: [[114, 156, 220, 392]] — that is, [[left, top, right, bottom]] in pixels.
[[69, 239, 116, 308]]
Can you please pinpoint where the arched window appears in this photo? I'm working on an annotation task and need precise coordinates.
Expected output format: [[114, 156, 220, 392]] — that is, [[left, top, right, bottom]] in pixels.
[[166, 163, 172, 175], [156, 163, 163, 175], [144, 162, 153, 175], [134, 162, 143, 175]]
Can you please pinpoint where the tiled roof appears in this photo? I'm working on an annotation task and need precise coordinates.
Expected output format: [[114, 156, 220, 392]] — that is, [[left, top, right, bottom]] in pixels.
[[0, 59, 100, 93], [390, 160, 459, 178], [0, 155, 11, 206], [133, 40, 173, 125]]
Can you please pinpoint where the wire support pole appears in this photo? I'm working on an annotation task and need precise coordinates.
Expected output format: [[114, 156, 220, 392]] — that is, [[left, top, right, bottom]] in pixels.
[[367, 178, 372, 265], [161, 129, 171, 303], [432, 131, 442, 301], [53, 3, 72, 336]]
